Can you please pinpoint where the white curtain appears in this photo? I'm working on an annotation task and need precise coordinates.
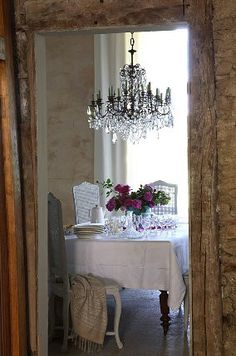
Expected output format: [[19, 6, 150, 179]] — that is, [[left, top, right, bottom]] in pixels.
[[94, 33, 127, 200]]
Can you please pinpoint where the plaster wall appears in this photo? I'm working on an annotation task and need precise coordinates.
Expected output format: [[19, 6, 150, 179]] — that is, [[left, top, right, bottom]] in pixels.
[[46, 34, 94, 224]]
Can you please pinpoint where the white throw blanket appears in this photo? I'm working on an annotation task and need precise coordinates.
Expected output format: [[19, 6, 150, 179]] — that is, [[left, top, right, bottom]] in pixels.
[[70, 274, 107, 352]]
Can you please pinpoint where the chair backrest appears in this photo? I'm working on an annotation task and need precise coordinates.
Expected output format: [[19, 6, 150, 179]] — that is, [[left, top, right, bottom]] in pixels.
[[72, 182, 100, 224], [149, 180, 178, 215], [48, 192, 68, 284]]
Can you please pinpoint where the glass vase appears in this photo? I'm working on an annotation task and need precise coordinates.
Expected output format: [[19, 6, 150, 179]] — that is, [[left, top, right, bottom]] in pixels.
[[120, 210, 141, 239]]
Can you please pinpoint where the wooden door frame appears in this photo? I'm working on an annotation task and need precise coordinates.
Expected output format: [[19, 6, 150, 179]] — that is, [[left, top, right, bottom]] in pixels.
[[13, 0, 223, 355], [0, 0, 28, 355]]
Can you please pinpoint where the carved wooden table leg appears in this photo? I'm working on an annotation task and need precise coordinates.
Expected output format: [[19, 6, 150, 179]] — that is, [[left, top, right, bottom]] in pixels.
[[159, 290, 170, 335]]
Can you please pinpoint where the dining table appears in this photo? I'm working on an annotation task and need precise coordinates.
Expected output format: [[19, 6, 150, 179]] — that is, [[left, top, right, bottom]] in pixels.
[[65, 223, 189, 334]]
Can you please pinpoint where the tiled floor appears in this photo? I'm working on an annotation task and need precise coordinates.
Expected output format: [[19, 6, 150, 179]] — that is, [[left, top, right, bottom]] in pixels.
[[49, 289, 190, 356]]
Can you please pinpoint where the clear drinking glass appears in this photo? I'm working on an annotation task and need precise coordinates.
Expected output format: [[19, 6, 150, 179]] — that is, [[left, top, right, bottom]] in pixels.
[[141, 214, 151, 238], [119, 210, 141, 239]]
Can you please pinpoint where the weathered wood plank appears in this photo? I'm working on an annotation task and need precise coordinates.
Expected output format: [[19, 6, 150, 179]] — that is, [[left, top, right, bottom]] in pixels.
[[0, 3, 10, 349], [17, 0, 186, 31], [189, 0, 222, 354], [0, 61, 11, 356], [213, 0, 236, 354], [0, 0, 28, 355], [16, 28, 38, 353]]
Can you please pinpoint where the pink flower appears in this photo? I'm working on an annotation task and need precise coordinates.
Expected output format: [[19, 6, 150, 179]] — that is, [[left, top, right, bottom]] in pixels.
[[123, 199, 133, 208], [106, 198, 116, 211], [115, 184, 130, 194], [118, 195, 126, 206], [132, 199, 142, 209], [114, 184, 122, 192], [144, 191, 153, 202]]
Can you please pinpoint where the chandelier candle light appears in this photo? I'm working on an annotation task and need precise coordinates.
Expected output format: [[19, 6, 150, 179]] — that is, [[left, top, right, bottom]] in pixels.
[[87, 33, 173, 144]]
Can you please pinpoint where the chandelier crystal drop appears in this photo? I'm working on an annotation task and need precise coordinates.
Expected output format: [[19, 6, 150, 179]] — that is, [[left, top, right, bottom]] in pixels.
[[87, 33, 173, 144]]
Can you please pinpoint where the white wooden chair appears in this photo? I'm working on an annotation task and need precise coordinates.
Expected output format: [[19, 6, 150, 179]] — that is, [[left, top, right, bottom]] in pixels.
[[48, 192, 123, 351], [72, 182, 100, 224], [149, 180, 178, 215]]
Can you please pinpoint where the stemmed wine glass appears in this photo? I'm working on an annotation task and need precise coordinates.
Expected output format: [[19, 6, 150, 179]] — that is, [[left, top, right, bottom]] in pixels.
[[141, 214, 151, 238]]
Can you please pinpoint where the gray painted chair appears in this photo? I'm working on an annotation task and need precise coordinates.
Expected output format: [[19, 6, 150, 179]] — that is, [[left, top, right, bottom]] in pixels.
[[149, 180, 178, 215], [48, 192, 123, 351], [48, 192, 71, 351], [72, 182, 100, 224]]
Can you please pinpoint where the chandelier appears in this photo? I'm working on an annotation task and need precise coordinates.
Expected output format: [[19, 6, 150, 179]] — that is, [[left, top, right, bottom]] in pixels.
[[87, 33, 173, 144]]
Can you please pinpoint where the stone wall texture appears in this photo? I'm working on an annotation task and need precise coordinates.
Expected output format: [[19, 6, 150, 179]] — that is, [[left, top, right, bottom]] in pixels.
[[213, 0, 236, 354], [46, 34, 94, 224]]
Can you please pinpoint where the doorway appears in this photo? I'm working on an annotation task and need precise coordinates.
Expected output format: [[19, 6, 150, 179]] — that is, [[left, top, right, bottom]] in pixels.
[[36, 28, 189, 355]]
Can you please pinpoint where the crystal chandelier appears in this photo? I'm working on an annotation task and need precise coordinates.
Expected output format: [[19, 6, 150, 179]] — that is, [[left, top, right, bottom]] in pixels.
[[87, 33, 173, 144]]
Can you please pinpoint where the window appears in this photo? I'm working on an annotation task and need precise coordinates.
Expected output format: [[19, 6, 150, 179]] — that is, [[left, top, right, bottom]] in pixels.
[[126, 29, 189, 219]]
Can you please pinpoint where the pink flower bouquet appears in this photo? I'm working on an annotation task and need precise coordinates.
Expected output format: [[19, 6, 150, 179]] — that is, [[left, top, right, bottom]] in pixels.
[[99, 179, 170, 215]]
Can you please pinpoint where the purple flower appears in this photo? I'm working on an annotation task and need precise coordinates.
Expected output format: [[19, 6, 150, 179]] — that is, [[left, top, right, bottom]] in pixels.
[[132, 199, 142, 209], [114, 184, 122, 192], [144, 191, 153, 202], [115, 184, 130, 194], [118, 195, 126, 206], [148, 201, 155, 208], [124, 199, 133, 208], [106, 198, 116, 212]]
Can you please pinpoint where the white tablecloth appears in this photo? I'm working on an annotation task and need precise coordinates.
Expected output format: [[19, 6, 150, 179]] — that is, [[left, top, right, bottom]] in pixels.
[[65, 224, 189, 311]]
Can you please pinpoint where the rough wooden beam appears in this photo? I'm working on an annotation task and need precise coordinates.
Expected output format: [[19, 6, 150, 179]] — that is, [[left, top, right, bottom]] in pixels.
[[16, 0, 186, 31], [189, 0, 222, 354], [0, 0, 28, 355], [213, 0, 236, 354], [16, 28, 38, 353]]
